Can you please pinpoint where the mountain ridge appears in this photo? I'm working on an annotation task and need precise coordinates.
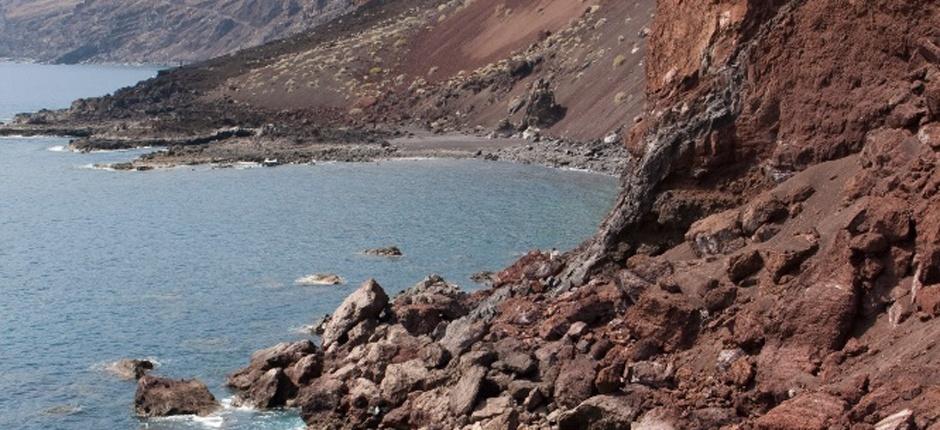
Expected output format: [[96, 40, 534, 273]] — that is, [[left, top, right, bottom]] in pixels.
[[0, 0, 359, 64]]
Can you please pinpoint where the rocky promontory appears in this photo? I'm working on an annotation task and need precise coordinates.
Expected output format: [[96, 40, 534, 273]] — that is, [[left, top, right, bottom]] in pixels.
[[218, 0, 940, 428]]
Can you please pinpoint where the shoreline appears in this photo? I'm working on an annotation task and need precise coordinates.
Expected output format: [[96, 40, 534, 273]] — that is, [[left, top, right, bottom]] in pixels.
[[3, 125, 627, 176]]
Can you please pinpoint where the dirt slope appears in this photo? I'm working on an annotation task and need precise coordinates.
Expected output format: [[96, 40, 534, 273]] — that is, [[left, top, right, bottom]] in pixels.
[[2, 0, 654, 149]]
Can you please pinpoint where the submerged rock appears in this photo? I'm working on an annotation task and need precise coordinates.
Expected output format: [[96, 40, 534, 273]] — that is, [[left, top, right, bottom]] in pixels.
[[295, 273, 345, 286], [134, 375, 219, 417], [363, 246, 403, 257], [107, 359, 155, 380]]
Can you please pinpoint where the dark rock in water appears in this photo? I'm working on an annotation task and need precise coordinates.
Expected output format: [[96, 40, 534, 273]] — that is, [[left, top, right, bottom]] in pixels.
[[321, 279, 389, 349], [134, 375, 219, 417], [363, 246, 403, 257], [108, 359, 155, 380]]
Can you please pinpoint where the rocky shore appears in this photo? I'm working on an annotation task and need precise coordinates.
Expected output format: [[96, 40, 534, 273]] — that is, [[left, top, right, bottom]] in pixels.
[[129, 0, 940, 428], [0, 120, 627, 174], [3, 0, 934, 427]]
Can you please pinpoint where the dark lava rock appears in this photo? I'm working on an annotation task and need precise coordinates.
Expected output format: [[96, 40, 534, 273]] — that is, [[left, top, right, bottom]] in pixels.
[[134, 375, 219, 417], [363, 246, 403, 257]]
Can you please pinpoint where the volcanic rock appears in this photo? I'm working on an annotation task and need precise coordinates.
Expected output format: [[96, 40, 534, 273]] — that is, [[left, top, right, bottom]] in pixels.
[[557, 395, 637, 430], [320, 279, 389, 349], [363, 246, 403, 257], [134, 375, 219, 417]]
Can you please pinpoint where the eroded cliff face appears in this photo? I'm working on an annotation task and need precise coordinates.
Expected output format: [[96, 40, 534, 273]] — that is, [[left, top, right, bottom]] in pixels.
[[0, 0, 358, 64], [217, 1, 940, 429]]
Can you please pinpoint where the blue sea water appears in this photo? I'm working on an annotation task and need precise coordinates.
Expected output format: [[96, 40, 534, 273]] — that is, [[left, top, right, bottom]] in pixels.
[[0, 62, 618, 429]]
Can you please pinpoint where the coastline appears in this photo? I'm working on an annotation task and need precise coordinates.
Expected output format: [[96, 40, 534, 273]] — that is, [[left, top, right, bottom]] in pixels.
[[0, 123, 628, 176]]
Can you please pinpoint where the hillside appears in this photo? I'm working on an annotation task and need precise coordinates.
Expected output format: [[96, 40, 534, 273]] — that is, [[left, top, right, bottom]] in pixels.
[[0, 0, 654, 172], [0, 0, 358, 64]]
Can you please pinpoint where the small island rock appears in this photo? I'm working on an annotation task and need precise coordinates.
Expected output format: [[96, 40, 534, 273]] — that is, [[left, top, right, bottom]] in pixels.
[[134, 375, 220, 417]]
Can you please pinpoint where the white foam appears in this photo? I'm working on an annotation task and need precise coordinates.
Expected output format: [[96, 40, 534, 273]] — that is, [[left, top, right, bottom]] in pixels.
[[233, 161, 262, 170], [192, 415, 224, 428], [0, 134, 50, 139], [79, 163, 116, 171], [47, 145, 69, 152], [88, 146, 153, 154], [291, 324, 317, 335], [220, 396, 255, 412]]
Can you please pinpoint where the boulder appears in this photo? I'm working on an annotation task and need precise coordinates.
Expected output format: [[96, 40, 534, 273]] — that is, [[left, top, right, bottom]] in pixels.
[[686, 209, 745, 256], [380, 359, 432, 405], [134, 375, 220, 417], [285, 352, 323, 386], [321, 279, 389, 349], [557, 395, 638, 430], [450, 365, 487, 415], [727, 249, 764, 284], [298, 376, 347, 425], [629, 361, 674, 388], [875, 409, 914, 430], [244, 368, 296, 408], [440, 316, 488, 357], [754, 392, 847, 430], [554, 356, 597, 409], [295, 273, 345, 286], [227, 340, 318, 395], [249, 340, 316, 370], [915, 285, 940, 317], [740, 195, 788, 235], [764, 240, 819, 283], [392, 275, 468, 336], [624, 292, 700, 352], [107, 359, 155, 380], [522, 78, 566, 128], [470, 395, 515, 423]]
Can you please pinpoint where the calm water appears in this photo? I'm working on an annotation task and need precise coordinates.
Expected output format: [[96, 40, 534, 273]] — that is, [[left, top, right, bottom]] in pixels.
[[0, 63, 618, 429]]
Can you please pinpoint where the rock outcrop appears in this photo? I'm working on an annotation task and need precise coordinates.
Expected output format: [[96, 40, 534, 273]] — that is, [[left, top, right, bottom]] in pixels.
[[134, 375, 219, 417]]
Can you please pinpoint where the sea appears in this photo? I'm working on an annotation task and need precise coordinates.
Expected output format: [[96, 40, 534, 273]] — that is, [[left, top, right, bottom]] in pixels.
[[0, 62, 618, 429]]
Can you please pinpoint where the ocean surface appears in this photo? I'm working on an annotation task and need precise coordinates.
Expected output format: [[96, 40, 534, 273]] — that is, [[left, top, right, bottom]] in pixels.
[[0, 62, 618, 429]]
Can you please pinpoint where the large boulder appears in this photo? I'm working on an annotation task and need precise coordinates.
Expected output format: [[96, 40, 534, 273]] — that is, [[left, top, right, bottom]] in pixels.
[[754, 392, 847, 430], [244, 368, 297, 408], [134, 375, 220, 417], [321, 279, 389, 349], [558, 395, 638, 430], [449, 365, 487, 415], [522, 78, 566, 128], [392, 275, 468, 336], [227, 340, 320, 408], [380, 359, 433, 405], [554, 356, 598, 409]]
